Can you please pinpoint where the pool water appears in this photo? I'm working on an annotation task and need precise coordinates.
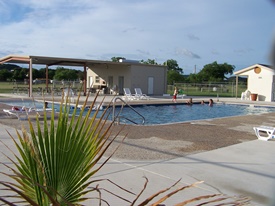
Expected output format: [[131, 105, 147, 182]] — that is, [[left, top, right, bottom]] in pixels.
[[2, 101, 275, 125], [111, 103, 275, 125]]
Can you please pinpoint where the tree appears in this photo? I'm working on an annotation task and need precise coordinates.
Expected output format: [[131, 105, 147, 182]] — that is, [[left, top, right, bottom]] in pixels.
[[19, 69, 28, 80], [111, 57, 125, 62], [167, 70, 185, 85], [164, 59, 183, 73], [140, 59, 158, 65], [0, 63, 21, 70], [36, 68, 57, 80], [54, 67, 79, 81], [0, 69, 12, 81], [163, 59, 184, 84], [186, 73, 200, 83], [77, 70, 84, 80], [197, 61, 235, 82], [46, 68, 56, 80], [32, 68, 41, 79], [12, 69, 22, 80]]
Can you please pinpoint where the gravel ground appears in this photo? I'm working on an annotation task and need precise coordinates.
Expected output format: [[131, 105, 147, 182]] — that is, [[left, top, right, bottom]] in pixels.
[[0, 100, 274, 161]]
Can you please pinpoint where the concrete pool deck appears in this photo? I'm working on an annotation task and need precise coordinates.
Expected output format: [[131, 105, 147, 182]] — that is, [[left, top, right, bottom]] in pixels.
[[1, 92, 275, 106], [0, 94, 275, 205]]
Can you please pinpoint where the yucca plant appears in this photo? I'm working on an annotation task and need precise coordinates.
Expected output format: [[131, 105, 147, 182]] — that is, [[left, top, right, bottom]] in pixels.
[[0, 91, 123, 205]]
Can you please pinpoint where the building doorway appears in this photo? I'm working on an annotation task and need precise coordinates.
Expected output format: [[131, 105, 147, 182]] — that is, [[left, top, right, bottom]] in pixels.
[[118, 76, 124, 95], [148, 77, 154, 95], [89, 76, 93, 88]]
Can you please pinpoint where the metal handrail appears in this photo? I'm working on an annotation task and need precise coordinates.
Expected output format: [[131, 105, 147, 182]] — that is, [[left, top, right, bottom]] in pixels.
[[112, 97, 145, 125]]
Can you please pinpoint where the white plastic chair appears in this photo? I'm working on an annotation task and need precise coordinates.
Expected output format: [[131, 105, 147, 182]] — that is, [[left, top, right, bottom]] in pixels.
[[134, 88, 150, 100], [241, 89, 251, 100], [110, 85, 118, 95], [253, 126, 275, 141], [3, 109, 28, 120], [3, 108, 53, 120], [123, 88, 136, 101], [63, 88, 75, 102]]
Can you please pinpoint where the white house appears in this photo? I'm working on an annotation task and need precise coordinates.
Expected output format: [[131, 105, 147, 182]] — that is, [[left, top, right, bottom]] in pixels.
[[234, 64, 274, 101]]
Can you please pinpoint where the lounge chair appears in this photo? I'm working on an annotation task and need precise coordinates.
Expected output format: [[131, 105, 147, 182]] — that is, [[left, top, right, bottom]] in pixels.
[[63, 88, 75, 102], [110, 85, 118, 95], [134, 88, 150, 100], [253, 126, 275, 141], [3, 109, 28, 120], [123, 88, 136, 101], [3, 108, 53, 120]]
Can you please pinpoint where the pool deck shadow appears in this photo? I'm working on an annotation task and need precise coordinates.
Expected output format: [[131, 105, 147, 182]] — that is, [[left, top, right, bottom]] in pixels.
[[0, 94, 275, 205]]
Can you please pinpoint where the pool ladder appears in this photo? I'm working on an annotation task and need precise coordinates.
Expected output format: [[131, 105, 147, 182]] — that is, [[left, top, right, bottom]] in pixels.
[[112, 97, 145, 125]]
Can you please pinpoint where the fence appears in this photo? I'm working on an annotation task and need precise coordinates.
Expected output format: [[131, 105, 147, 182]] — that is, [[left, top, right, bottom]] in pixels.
[[168, 82, 247, 98], [0, 80, 83, 96], [0, 81, 247, 98]]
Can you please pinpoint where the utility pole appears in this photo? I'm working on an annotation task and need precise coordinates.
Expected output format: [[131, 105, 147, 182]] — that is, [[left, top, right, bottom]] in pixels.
[[194, 65, 197, 87]]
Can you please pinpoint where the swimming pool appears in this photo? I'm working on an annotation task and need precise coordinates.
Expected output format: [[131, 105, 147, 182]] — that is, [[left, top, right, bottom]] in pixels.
[[112, 103, 275, 125], [2, 100, 275, 125]]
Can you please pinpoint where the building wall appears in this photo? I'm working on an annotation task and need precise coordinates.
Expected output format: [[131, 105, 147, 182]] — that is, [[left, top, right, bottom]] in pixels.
[[130, 64, 167, 95], [87, 64, 131, 94], [87, 63, 167, 95], [239, 67, 274, 101]]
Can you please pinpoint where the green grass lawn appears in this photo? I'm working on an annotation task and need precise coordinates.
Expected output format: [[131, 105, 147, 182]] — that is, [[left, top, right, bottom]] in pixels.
[[0, 82, 46, 94], [168, 84, 246, 98], [0, 81, 246, 98], [0, 81, 83, 94]]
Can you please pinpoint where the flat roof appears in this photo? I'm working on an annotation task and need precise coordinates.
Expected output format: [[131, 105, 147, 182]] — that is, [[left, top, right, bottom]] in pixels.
[[0, 54, 167, 69], [0, 54, 131, 67]]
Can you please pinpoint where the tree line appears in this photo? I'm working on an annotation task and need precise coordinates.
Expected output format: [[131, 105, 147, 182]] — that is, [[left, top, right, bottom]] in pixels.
[[0, 57, 236, 84], [112, 57, 236, 84], [0, 65, 84, 82]]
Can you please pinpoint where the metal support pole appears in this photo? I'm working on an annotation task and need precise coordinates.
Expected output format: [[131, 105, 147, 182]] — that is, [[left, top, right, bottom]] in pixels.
[[235, 75, 238, 98], [46, 65, 49, 93], [83, 63, 87, 96], [29, 58, 33, 97]]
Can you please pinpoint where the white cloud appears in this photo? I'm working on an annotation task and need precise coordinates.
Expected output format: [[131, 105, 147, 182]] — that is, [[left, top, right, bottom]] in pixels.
[[0, 0, 274, 73], [175, 48, 201, 59], [187, 34, 200, 41], [211, 50, 219, 55]]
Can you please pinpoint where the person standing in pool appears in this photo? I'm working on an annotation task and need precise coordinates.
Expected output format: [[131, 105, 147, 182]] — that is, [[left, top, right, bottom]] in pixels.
[[44, 101, 49, 108], [172, 87, 178, 103], [209, 99, 213, 106], [186, 98, 193, 105]]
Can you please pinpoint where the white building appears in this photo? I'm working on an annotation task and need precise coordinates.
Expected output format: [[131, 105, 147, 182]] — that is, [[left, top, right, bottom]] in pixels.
[[234, 64, 274, 101], [87, 61, 167, 95]]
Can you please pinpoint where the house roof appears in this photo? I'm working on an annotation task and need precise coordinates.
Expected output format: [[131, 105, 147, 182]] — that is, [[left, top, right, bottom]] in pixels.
[[234, 63, 273, 76]]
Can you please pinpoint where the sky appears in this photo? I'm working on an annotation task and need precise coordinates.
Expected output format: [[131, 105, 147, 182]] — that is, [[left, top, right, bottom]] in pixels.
[[0, 0, 275, 74]]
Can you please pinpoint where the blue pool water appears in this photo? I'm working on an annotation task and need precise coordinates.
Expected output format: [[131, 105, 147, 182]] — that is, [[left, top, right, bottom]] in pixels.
[[113, 103, 275, 125], [2, 101, 275, 125]]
